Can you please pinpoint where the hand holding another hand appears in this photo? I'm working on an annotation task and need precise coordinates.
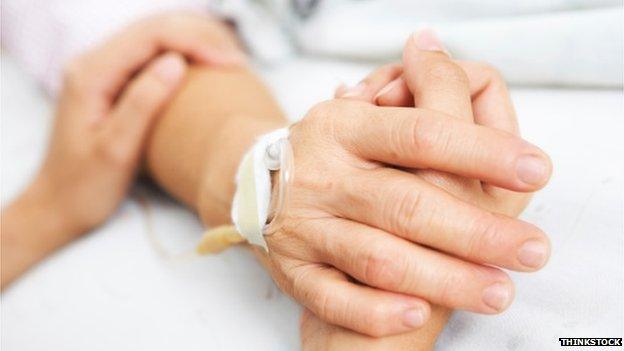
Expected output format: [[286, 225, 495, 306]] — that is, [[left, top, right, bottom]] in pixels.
[[1, 14, 245, 288], [261, 30, 552, 337], [25, 14, 246, 239]]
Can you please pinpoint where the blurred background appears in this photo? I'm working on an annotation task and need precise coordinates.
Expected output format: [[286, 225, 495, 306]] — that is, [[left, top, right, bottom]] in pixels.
[[1, 1, 623, 350]]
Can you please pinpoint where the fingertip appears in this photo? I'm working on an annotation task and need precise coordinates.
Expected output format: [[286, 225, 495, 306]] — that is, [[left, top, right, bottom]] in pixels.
[[407, 28, 449, 55], [402, 300, 431, 329], [480, 269, 516, 314], [152, 52, 187, 85], [481, 279, 515, 314], [374, 78, 413, 107], [515, 150, 553, 190], [517, 235, 551, 271], [373, 79, 399, 104]]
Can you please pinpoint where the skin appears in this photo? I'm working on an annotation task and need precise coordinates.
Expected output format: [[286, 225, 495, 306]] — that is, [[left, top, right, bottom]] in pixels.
[[301, 29, 539, 350], [0, 14, 245, 289], [1, 15, 553, 351]]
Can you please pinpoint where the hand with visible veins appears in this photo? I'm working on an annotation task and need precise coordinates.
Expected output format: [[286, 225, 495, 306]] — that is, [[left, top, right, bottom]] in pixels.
[[251, 29, 553, 338], [298, 29, 548, 350]]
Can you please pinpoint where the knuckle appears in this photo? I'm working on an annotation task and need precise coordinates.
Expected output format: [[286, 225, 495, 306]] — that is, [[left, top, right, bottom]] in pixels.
[[410, 112, 450, 157], [361, 304, 389, 337], [478, 62, 505, 83], [387, 110, 444, 160], [385, 114, 420, 159], [437, 271, 463, 308], [465, 214, 503, 260], [360, 243, 405, 289], [391, 184, 428, 239], [401, 111, 431, 155], [299, 99, 371, 147], [298, 100, 341, 139], [306, 100, 339, 121], [124, 82, 164, 114], [62, 57, 94, 95], [290, 266, 336, 322], [335, 172, 372, 212], [96, 140, 135, 168], [309, 288, 334, 322]]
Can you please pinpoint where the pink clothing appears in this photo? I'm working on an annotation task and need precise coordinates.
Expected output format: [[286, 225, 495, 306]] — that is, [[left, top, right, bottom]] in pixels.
[[1, 0, 208, 96]]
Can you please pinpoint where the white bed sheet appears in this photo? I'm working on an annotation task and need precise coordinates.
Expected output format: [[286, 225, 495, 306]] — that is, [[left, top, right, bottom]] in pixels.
[[1, 53, 622, 350]]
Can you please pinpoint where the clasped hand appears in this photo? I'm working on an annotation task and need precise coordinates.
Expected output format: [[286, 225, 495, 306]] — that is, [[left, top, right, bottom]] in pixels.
[[259, 31, 552, 337]]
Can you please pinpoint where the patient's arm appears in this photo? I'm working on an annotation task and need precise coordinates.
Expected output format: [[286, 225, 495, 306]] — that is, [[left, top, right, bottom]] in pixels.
[[145, 66, 286, 223], [145, 29, 551, 351], [144, 66, 448, 350]]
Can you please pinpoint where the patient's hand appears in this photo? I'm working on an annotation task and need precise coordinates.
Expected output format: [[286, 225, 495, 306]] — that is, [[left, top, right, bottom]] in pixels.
[[338, 30, 533, 218], [257, 31, 552, 338], [299, 30, 545, 350]]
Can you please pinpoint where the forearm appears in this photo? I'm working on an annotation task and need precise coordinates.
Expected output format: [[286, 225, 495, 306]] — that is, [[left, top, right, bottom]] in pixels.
[[1, 177, 80, 289], [144, 65, 450, 349], [145, 66, 286, 224]]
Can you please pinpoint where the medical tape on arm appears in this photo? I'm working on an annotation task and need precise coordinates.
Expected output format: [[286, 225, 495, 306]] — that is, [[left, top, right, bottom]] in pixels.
[[197, 127, 291, 254]]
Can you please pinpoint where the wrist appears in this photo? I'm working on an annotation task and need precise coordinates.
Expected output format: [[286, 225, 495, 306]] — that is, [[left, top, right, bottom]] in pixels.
[[195, 114, 287, 226], [14, 174, 84, 242], [1, 174, 82, 288]]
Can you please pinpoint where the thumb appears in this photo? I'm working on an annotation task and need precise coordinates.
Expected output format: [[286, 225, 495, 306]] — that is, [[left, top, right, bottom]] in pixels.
[[102, 52, 187, 156], [402, 29, 474, 122]]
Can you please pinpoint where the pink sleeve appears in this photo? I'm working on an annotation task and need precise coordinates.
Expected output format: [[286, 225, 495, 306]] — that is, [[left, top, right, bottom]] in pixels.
[[1, 0, 210, 97]]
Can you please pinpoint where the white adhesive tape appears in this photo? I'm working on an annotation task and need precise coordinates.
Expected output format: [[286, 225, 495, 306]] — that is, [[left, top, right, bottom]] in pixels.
[[231, 128, 290, 250]]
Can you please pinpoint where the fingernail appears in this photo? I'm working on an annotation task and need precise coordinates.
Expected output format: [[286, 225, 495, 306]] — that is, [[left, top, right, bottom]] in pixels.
[[411, 29, 447, 53], [153, 54, 186, 84], [374, 78, 401, 102], [516, 154, 550, 186], [341, 82, 367, 98], [482, 283, 512, 312], [517, 239, 549, 268], [403, 307, 426, 328]]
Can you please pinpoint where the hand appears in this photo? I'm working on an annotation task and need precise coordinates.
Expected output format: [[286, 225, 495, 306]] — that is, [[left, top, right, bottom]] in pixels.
[[298, 30, 542, 349], [33, 13, 246, 237], [337, 30, 532, 218], [260, 32, 552, 337], [1, 13, 245, 288]]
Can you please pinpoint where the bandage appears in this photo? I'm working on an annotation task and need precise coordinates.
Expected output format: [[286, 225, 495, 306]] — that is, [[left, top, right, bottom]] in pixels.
[[197, 128, 292, 254]]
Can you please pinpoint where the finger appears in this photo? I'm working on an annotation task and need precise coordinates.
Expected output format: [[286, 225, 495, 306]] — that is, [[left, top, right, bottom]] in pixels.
[[100, 53, 186, 158], [457, 61, 519, 134], [377, 60, 522, 132], [339, 103, 552, 191], [374, 78, 413, 107], [402, 29, 473, 121], [336, 63, 402, 102], [286, 262, 431, 337], [71, 14, 244, 102], [456, 61, 533, 206], [334, 167, 550, 271], [312, 218, 515, 314]]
